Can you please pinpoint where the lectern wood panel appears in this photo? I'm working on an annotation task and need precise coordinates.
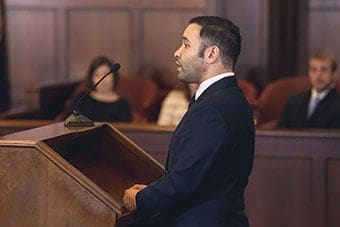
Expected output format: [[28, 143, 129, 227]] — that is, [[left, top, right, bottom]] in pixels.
[[0, 123, 164, 226], [43, 124, 164, 207], [0, 146, 116, 226]]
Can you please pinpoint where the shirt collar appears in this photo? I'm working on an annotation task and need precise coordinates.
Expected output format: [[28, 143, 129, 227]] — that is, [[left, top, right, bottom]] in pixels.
[[311, 88, 330, 101], [195, 72, 235, 100]]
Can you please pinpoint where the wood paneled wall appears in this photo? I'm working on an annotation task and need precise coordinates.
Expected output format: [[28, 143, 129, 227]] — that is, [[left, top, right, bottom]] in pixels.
[[5, 0, 279, 108], [221, 0, 269, 88], [308, 0, 340, 69], [6, 0, 340, 110], [5, 0, 209, 105]]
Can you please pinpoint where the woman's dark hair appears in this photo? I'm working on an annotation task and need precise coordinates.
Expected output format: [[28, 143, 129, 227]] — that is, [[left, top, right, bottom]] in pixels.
[[87, 56, 120, 89]]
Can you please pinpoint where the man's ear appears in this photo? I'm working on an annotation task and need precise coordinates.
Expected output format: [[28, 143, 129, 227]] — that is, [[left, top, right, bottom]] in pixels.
[[204, 45, 220, 64]]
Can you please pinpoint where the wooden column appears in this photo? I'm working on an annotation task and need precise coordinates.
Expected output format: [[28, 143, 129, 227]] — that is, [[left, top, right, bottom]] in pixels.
[[267, 0, 309, 82], [0, 0, 9, 111]]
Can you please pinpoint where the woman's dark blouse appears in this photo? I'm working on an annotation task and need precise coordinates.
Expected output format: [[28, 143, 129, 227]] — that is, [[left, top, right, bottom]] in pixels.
[[64, 93, 132, 122]]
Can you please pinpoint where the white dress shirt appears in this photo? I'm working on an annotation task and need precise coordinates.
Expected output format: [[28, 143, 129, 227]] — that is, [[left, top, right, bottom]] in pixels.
[[307, 88, 330, 118], [195, 72, 235, 100]]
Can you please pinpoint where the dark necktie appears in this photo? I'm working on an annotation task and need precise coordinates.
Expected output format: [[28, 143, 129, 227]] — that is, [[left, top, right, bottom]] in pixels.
[[188, 93, 196, 108], [307, 96, 321, 118]]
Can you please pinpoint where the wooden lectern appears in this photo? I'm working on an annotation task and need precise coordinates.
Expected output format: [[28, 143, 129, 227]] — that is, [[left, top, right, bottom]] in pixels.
[[0, 123, 164, 226]]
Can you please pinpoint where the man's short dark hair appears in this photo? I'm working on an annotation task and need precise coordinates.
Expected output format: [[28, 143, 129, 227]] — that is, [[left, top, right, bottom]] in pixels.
[[189, 16, 241, 69]]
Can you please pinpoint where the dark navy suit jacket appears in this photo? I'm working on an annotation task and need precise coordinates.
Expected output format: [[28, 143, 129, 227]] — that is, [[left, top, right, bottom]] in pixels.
[[278, 88, 340, 129], [135, 77, 255, 227]]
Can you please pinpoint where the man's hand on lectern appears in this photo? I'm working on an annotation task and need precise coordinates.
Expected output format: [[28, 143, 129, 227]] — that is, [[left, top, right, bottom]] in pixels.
[[123, 184, 147, 211]]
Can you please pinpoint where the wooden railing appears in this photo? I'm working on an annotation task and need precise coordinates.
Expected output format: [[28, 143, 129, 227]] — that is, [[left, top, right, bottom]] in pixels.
[[113, 124, 340, 227], [0, 119, 53, 136]]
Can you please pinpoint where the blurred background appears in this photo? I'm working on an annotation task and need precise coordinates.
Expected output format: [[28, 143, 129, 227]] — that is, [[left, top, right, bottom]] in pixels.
[[0, 0, 339, 122]]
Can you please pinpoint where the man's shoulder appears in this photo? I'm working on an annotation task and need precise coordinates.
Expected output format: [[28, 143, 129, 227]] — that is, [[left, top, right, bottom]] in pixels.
[[327, 89, 340, 108], [197, 87, 242, 109], [288, 89, 310, 102]]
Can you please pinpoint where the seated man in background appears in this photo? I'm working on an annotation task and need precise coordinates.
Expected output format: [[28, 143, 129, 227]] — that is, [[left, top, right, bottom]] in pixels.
[[278, 52, 340, 129]]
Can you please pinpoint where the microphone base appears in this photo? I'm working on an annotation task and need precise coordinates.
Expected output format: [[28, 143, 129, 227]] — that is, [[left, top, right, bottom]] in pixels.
[[64, 113, 95, 127]]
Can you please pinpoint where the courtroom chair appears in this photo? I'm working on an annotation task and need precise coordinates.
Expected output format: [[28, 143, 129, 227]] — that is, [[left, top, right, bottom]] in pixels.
[[237, 79, 258, 107], [53, 80, 87, 121], [336, 79, 340, 92], [37, 81, 83, 119], [256, 76, 310, 129], [116, 76, 160, 123], [1, 81, 81, 120]]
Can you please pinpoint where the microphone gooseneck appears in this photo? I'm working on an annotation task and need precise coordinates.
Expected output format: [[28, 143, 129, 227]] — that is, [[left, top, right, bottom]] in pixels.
[[72, 63, 121, 114], [64, 63, 121, 127]]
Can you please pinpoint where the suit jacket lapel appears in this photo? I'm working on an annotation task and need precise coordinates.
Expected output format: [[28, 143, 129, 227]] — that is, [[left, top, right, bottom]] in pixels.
[[166, 77, 237, 169], [195, 76, 238, 104], [300, 90, 311, 122], [309, 88, 337, 120]]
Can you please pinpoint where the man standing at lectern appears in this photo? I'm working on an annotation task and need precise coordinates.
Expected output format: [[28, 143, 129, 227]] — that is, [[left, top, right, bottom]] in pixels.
[[123, 16, 255, 226]]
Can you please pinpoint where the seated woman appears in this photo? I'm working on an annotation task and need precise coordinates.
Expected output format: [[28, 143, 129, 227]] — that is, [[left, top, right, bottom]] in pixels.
[[157, 83, 198, 126], [59, 56, 132, 122]]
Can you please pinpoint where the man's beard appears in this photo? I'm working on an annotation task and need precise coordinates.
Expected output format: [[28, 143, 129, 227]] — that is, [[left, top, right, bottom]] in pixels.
[[177, 56, 204, 83]]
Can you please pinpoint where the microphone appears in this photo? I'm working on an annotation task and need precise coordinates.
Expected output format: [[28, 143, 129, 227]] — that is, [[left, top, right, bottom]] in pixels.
[[64, 63, 121, 127]]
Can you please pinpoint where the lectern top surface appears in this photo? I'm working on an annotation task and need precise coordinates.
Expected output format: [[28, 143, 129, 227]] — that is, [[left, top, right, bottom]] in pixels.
[[0, 122, 100, 141]]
